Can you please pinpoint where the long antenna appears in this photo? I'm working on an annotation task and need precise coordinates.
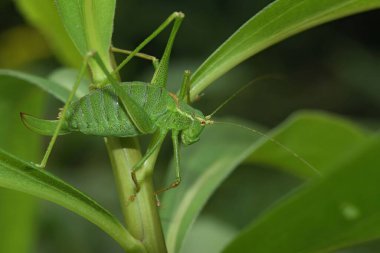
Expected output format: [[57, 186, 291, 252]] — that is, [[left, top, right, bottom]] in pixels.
[[207, 75, 283, 118], [211, 121, 321, 176]]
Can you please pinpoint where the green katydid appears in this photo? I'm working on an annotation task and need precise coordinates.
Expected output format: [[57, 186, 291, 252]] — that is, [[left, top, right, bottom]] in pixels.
[[21, 12, 213, 193], [21, 12, 320, 195]]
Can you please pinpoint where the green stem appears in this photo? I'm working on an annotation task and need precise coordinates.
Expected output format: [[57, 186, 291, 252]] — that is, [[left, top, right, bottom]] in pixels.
[[105, 136, 167, 253], [93, 42, 166, 253]]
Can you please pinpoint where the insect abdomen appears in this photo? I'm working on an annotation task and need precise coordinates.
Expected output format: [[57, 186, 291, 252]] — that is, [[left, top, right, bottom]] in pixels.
[[65, 82, 168, 137]]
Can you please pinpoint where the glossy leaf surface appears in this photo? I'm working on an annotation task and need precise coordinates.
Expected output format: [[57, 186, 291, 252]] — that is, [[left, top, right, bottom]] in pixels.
[[223, 134, 380, 253], [190, 0, 380, 99], [163, 111, 371, 253], [0, 149, 144, 252]]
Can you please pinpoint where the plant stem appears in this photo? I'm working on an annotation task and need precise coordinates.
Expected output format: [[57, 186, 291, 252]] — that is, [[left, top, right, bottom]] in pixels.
[[94, 46, 166, 252], [105, 136, 167, 253]]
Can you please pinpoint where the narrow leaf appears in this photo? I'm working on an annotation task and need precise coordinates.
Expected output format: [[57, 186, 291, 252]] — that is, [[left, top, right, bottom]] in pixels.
[[247, 111, 370, 178], [0, 77, 45, 253], [48, 68, 89, 99], [181, 216, 238, 253], [0, 149, 145, 252], [0, 69, 67, 102], [223, 134, 380, 253], [162, 111, 370, 252], [0, 69, 86, 102], [55, 0, 115, 56], [55, 0, 116, 81], [190, 0, 380, 98]]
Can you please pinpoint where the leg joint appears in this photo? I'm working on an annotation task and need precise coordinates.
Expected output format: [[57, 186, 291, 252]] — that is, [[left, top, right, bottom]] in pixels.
[[173, 11, 185, 18]]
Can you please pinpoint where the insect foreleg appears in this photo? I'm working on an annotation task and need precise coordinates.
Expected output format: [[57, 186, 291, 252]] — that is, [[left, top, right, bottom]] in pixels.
[[156, 130, 181, 195], [131, 130, 168, 193], [38, 52, 93, 168], [111, 47, 160, 70], [178, 70, 191, 104]]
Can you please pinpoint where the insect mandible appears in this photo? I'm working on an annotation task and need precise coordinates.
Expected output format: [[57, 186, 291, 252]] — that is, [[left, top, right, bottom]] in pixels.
[[20, 12, 213, 193]]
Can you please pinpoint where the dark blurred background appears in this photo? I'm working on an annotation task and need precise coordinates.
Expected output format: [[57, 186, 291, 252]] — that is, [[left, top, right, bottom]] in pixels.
[[0, 0, 379, 252]]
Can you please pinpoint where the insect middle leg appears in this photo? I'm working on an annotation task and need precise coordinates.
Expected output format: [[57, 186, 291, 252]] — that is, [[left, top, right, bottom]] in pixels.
[[155, 130, 182, 195], [111, 47, 160, 70]]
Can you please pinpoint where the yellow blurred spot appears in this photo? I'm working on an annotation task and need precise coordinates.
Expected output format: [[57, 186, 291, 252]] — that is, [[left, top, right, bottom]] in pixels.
[[0, 26, 51, 68]]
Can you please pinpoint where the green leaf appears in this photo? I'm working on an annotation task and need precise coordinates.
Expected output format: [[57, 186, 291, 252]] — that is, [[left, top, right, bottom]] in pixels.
[[0, 149, 145, 252], [0, 69, 86, 102], [0, 190, 36, 253], [190, 0, 380, 99], [162, 120, 263, 253], [162, 111, 371, 252], [181, 216, 238, 253], [0, 76, 45, 253], [55, 0, 116, 81], [223, 133, 380, 253], [14, 0, 82, 67], [48, 68, 89, 99], [55, 0, 115, 56], [0, 69, 67, 102], [247, 111, 371, 178]]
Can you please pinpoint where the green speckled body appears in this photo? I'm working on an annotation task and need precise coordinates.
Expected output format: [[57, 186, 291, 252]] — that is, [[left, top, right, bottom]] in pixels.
[[63, 81, 200, 137]]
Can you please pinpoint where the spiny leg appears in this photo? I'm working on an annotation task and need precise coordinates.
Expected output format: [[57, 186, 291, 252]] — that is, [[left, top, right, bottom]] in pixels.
[[151, 13, 184, 88], [39, 53, 93, 168], [111, 47, 160, 70], [156, 130, 181, 195], [131, 130, 168, 193], [178, 70, 191, 104], [109, 12, 184, 82]]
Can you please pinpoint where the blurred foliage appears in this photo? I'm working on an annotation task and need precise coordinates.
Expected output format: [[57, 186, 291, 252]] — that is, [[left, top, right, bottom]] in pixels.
[[224, 134, 380, 253], [14, 0, 82, 68], [0, 79, 44, 253], [0, 0, 379, 252], [0, 26, 49, 68]]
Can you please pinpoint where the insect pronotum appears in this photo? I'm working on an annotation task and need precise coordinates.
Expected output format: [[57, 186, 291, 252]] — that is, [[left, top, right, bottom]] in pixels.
[[21, 12, 320, 195]]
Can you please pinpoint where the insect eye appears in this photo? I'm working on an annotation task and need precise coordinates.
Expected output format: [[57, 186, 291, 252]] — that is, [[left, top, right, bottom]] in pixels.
[[201, 121, 206, 126]]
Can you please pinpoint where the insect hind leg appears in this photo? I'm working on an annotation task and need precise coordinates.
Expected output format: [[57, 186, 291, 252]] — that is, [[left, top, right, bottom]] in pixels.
[[110, 12, 184, 84]]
